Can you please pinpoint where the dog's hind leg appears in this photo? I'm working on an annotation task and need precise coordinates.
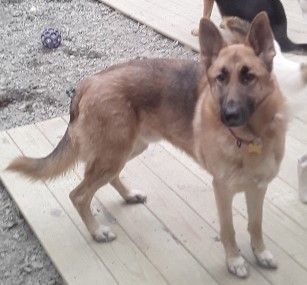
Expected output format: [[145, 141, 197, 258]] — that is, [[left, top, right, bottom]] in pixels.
[[70, 157, 127, 242], [111, 139, 148, 203], [245, 186, 278, 269], [213, 180, 249, 278]]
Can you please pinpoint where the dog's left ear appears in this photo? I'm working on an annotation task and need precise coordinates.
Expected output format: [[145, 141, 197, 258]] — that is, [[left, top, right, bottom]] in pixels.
[[246, 12, 276, 72], [199, 18, 226, 70]]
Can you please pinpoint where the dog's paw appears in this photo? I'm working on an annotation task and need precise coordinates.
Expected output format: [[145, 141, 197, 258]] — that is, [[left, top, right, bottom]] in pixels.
[[125, 191, 147, 204], [92, 226, 116, 243], [191, 28, 199, 36], [227, 256, 249, 278], [254, 249, 278, 269]]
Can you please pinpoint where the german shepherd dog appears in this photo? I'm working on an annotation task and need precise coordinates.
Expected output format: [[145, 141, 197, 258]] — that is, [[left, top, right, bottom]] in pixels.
[[193, 0, 307, 53], [7, 13, 288, 278]]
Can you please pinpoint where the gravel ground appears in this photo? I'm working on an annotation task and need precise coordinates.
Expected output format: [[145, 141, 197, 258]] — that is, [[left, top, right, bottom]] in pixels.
[[0, 0, 197, 283]]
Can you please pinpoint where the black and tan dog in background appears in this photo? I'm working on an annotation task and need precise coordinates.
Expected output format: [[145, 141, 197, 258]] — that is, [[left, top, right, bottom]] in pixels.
[[7, 13, 288, 278], [193, 0, 307, 53]]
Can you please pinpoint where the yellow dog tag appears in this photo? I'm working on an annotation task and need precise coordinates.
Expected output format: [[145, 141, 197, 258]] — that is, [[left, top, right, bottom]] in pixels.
[[247, 142, 262, 155]]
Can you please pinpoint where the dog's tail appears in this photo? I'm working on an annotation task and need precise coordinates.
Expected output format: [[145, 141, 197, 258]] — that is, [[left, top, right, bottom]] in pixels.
[[278, 36, 307, 53], [6, 128, 78, 180], [6, 88, 81, 180]]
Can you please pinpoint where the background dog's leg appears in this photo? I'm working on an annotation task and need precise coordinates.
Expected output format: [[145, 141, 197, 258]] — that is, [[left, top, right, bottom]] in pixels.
[[213, 180, 249, 278], [69, 159, 125, 243], [191, 0, 214, 36], [111, 139, 148, 203], [203, 0, 214, 18], [298, 154, 307, 203], [245, 187, 278, 269]]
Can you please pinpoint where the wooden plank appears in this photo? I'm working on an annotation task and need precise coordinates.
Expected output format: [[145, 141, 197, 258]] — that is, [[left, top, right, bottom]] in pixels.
[[279, 135, 307, 189], [98, 0, 200, 51], [139, 143, 307, 284], [0, 131, 117, 285], [267, 179, 307, 231], [43, 117, 218, 285], [288, 119, 307, 144], [20, 118, 168, 285], [281, 0, 307, 41]]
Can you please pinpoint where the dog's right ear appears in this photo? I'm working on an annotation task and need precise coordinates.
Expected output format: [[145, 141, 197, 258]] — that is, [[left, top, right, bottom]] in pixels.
[[199, 18, 226, 69], [246, 12, 275, 72]]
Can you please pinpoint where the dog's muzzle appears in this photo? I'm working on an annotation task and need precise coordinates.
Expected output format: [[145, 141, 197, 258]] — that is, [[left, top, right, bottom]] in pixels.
[[221, 100, 247, 127]]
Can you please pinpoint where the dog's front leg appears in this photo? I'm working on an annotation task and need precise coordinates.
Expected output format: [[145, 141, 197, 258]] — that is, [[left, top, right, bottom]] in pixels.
[[213, 180, 249, 278], [111, 176, 147, 204], [245, 186, 278, 269]]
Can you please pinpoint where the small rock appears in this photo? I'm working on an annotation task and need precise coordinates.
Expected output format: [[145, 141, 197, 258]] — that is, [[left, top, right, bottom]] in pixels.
[[22, 264, 33, 273], [141, 38, 147, 44], [29, 6, 37, 14], [31, 261, 44, 269], [3, 220, 18, 230], [47, 280, 56, 285], [26, 15, 35, 21], [12, 232, 20, 240], [12, 11, 22, 18], [18, 103, 26, 111], [213, 236, 221, 242]]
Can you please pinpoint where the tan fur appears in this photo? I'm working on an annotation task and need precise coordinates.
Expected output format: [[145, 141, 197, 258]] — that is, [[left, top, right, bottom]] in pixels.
[[219, 17, 251, 44], [7, 130, 78, 180], [7, 13, 288, 277]]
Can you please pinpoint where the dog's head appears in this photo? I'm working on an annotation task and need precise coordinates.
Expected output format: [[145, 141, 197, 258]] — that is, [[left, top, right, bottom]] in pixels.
[[219, 16, 250, 45], [199, 12, 276, 127]]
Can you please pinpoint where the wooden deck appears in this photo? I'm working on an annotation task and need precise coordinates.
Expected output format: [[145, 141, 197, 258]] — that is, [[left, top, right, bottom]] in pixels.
[[0, 114, 307, 284], [1, 0, 307, 284]]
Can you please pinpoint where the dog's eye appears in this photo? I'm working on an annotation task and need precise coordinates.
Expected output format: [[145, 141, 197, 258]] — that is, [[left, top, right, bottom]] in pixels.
[[216, 68, 228, 83], [240, 66, 255, 85]]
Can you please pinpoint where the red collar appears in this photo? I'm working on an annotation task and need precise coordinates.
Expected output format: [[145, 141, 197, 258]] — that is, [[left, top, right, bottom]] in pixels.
[[228, 128, 254, 148]]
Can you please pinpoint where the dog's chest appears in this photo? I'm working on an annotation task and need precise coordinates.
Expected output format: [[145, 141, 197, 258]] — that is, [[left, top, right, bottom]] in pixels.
[[235, 150, 279, 190], [203, 135, 281, 191]]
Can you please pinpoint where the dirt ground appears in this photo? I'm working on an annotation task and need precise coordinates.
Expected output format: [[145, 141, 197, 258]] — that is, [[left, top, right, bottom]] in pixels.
[[0, 0, 197, 284]]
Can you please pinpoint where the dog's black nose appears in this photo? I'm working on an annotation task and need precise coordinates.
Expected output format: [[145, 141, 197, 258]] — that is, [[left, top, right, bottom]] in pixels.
[[222, 102, 245, 127]]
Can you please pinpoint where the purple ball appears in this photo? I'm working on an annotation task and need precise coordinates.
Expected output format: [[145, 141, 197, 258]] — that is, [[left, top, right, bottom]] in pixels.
[[41, 28, 61, 49]]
